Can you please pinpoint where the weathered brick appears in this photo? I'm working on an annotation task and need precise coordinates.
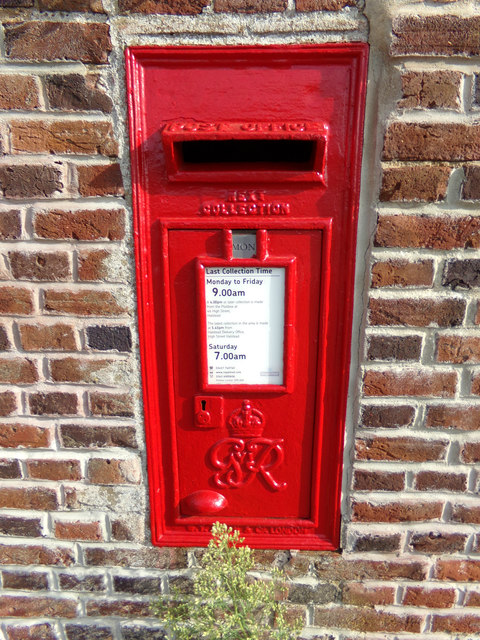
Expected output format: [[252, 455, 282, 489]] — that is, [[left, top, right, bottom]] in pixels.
[[29, 391, 78, 416], [0, 544, 74, 566], [427, 405, 480, 431], [78, 249, 111, 281], [369, 297, 465, 327], [404, 586, 455, 608], [39, 0, 105, 12], [0, 515, 42, 537], [0, 75, 40, 110], [19, 323, 77, 351], [443, 259, 480, 289], [0, 287, 34, 315], [9, 251, 70, 281], [314, 554, 427, 581], [0, 0, 33, 5], [356, 436, 447, 462], [384, 122, 480, 162], [380, 165, 450, 201], [286, 582, 338, 605], [392, 15, 480, 56], [0, 392, 17, 416], [50, 357, 119, 384], [399, 70, 462, 110], [376, 214, 480, 250], [86, 598, 151, 617], [0, 423, 51, 448], [367, 335, 421, 362], [462, 165, 480, 200], [410, 532, 467, 554], [119, 0, 208, 14], [89, 392, 134, 417], [371, 259, 433, 288], [0, 358, 37, 384], [54, 520, 102, 541], [87, 458, 141, 484], [86, 325, 132, 351], [437, 336, 480, 363], [64, 624, 113, 640], [60, 424, 137, 449], [0, 211, 21, 240], [313, 606, 422, 633], [433, 614, 480, 634], [363, 370, 456, 398], [0, 458, 21, 478], [0, 487, 58, 510], [296, 0, 354, 9], [26, 459, 82, 481], [77, 164, 124, 197], [0, 595, 77, 618], [471, 375, 480, 396], [44, 290, 126, 316], [5, 623, 57, 640], [2, 571, 49, 590], [0, 165, 63, 199], [59, 573, 106, 592], [436, 559, 480, 581], [415, 471, 467, 492], [11, 120, 118, 156], [46, 74, 112, 112], [113, 575, 162, 595], [360, 404, 415, 428], [35, 209, 125, 241], [352, 500, 443, 523], [0, 326, 10, 351], [451, 504, 480, 524], [4, 22, 111, 64], [461, 442, 480, 463], [342, 583, 395, 607], [352, 533, 401, 553], [353, 469, 404, 491], [122, 627, 165, 640], [84, 546, 187, 569], [214, 0, 286, 12], [476, 73, 480, 108]]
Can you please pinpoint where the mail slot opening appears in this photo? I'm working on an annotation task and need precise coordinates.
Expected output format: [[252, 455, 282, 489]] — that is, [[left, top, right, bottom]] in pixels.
[[178, 139, 316, 168]]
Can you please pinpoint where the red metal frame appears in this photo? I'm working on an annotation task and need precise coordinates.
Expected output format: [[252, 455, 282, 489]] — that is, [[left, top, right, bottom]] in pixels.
[[125, 44, 368, 549]]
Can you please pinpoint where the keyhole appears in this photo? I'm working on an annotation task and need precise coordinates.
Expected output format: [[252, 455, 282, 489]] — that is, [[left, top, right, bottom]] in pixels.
[[201, 400, 207, 411]]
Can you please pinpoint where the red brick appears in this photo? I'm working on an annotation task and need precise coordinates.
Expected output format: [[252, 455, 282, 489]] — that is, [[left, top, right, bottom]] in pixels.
[[312, 555, 427, 581], [26, 459, 82, 481], [461, 442, 480, 463], [85, 598, 151, 617], [0, 392, 17, 416], [342, 583, 395, 607], [433, 614, 480, 634], [84, 546, 187, 569], [43, 290, 126, 316], [39, 0, 104, 12], [356, 436, 447, 462], [352, 533, 401, 553], [34, 209, 125, 241], [0, 459, 21, 479], [352, 500, 443, 523], [89, 391, 134, 417], [29, 392, 78, 416], [0, 595, 77, 618], [403, 586, 455, 608], [0, 487, 58, 510], [363, 370, 456, 397], [435, 559, 480, 581], [0, 357, 37, 383], [313, 606, 422, 633], [367, 335, 422, 361], [77, 163, 124, 196], [465, 591, 480, 606], [463, 165, 480, 200], [0, 164, 63, 199], [6, 623, 57, 640], [4, 22, 111, 64], [380, 165, 450, 202], [46, 74, 112, 112], [0, 516, 41, 536], [0, 0, 33, 6], [0, 287, 34, 315], [54, 520, 102, 541], [78, 249, 111, 281], [58, 573, 105, 591], [19, 323, 77, 351], [0, 544, 74, 566], [0, 211, 21, 240], [87, 458, 141, 484], [369, 297, 465, 327], [400, 70, 462, 110], [415, 471, 467, 492], [119, 0, 208, 13], [371, 259, 433, 287], [437, 336, 480, 363], [214, 0, 286, 11], [427, 405, 480, 431], [296, 0, 354, 9], [353, 469, 404, 491], [11, 120, 118, 156], [2, 571, 49, 590], [376, 214, 480, 250], [384, 122, 480, 162], [0, 424, 51, 449], [9, 251, 70, 281], [59, 424, 137, 449], [0, 75, 40, 110], [50, 357, 117, 383], [451, 504, 480, 524], [410, 532, 467, 554], [360, 404, 415, 428], [392, 15, 480, 57]]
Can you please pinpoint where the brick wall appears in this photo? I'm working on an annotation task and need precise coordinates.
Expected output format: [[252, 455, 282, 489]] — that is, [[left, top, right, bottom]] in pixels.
[[0, 0, 479, 638]]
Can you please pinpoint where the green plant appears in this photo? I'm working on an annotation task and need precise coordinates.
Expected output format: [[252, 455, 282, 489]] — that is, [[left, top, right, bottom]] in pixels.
[[153, 522, 302, 640]]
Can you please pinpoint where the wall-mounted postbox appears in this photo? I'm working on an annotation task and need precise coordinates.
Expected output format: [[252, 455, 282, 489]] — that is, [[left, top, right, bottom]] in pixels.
[[126, 45, 368, 549]]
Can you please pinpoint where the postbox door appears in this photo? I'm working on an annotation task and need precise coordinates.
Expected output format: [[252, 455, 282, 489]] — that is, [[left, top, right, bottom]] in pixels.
[[167, 225, 327, 525]]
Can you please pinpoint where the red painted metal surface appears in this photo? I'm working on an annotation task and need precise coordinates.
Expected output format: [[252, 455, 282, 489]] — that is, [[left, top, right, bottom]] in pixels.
[[126, 45, 368, 549]]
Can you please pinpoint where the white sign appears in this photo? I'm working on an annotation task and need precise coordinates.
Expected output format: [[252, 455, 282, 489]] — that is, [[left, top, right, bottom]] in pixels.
[[204, 266, 285, 385]]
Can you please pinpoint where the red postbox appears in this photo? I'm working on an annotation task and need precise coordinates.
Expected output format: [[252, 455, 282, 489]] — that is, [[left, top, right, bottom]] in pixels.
[[126, 45, 368, 549]]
